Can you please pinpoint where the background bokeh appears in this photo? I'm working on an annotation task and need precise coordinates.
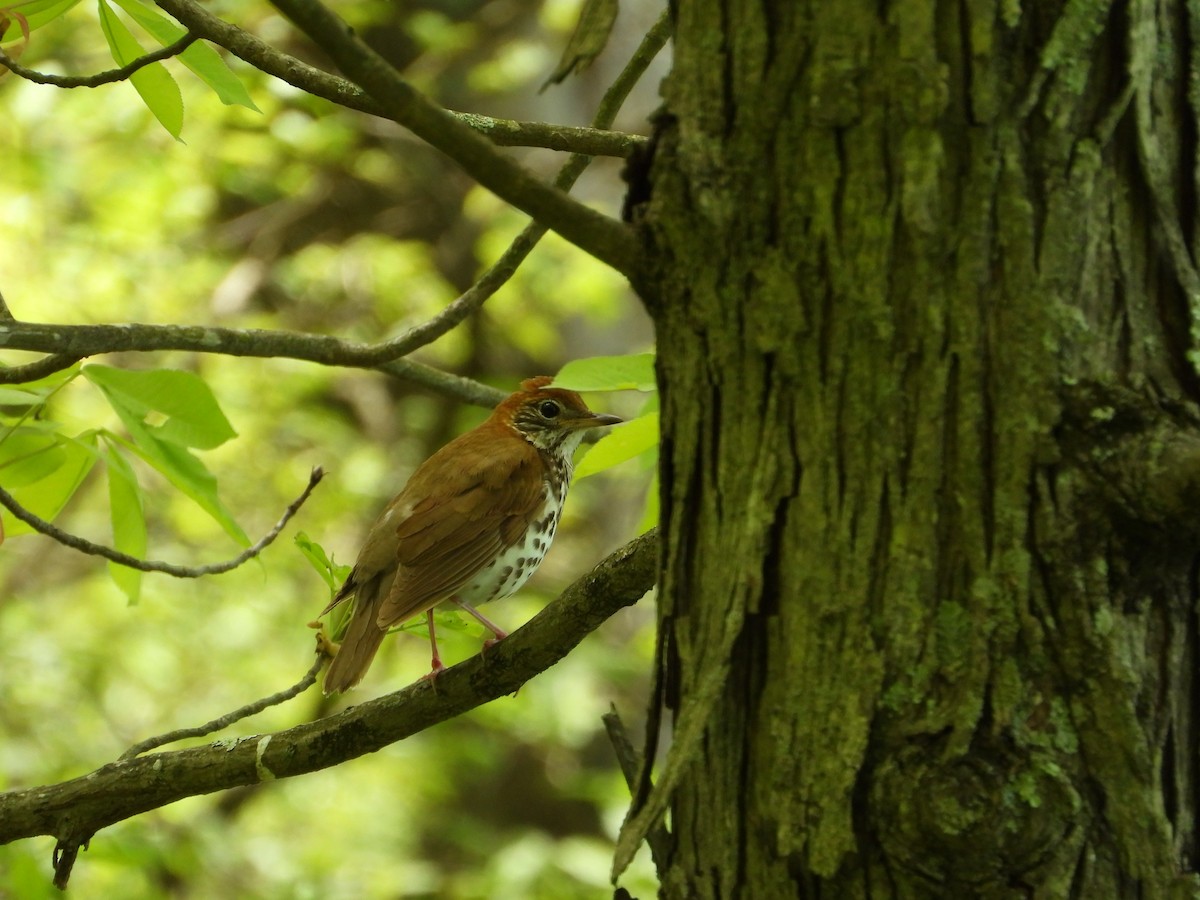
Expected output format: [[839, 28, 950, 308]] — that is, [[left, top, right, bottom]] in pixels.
[[0, 0, 664, 895]]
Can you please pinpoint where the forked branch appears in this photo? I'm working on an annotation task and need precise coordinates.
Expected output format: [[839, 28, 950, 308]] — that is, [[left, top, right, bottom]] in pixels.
[[151, 0, 643, 157], [266, 0, 643, 277]]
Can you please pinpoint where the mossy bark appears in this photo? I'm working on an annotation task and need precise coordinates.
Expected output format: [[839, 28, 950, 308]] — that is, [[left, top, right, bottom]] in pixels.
[[632, 0, 1200, 895]]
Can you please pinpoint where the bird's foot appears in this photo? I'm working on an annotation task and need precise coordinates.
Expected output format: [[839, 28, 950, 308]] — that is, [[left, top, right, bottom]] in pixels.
[[482, 630, 508, 650], [308, 621, 341, 663], [420, 656, 447, 690]]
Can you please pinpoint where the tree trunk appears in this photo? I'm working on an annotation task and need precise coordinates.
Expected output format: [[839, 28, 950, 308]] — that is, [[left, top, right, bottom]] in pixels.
[[628, 0, 1200, 895]]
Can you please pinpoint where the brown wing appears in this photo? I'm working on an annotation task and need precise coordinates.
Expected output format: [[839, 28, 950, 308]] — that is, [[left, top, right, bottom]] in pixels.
[[374, 429, 547, 627]]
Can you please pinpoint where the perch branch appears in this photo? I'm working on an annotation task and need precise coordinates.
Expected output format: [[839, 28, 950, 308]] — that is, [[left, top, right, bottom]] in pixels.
[[151, 0, 644, 157], [0, 467, 324, 576], [266, 0, 642, 277], [0, 33, 198, 87], [0, 530, 658, 890]]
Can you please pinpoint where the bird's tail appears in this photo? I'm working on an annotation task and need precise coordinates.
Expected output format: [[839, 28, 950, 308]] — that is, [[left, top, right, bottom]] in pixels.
[[323, 577, 387, 694]]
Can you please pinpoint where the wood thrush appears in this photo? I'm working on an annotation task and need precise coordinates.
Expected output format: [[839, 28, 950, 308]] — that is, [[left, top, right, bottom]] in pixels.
[[320, 376, 621, 693]]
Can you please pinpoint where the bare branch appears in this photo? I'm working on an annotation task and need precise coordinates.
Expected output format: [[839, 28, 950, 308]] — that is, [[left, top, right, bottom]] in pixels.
[[602, 706, 673, 876], [376, 361, 506, 407], [0, 33, 198, 88], [264, 0, 642, 277], [151, 0, 643, 157], [0, 530, 658, 887], [0, 353, 80, 382], [0, 319, 499, 398], [449, 112, 644, 157], [121, 656, 325, 760], [0, 467, 324, 577]]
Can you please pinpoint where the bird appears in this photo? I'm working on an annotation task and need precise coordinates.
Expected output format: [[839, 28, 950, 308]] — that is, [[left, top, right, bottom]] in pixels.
[[319, 375, 622, 693]]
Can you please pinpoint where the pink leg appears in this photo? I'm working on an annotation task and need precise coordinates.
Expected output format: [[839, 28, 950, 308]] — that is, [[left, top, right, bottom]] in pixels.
[[421, 609, 447, 683], [452, 600, 509, 650]]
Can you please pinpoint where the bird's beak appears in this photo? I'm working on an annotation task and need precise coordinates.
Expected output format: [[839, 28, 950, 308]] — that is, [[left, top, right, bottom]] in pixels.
[[571, 412, 623, 429]]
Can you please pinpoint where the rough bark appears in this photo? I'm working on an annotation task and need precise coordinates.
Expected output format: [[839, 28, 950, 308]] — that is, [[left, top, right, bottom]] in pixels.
[[628, 0, 1200, 896]]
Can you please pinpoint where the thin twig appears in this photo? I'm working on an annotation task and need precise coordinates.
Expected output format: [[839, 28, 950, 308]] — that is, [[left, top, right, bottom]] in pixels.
[[0, 466, 324, 576], [121, 655, 325, 760], [0, 289, 14, 321], [602, 705, 673, 875], [0, 33, 198, 88]]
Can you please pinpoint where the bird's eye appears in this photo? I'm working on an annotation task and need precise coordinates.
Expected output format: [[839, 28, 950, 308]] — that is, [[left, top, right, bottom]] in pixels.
[[538, 400, 561, 418]]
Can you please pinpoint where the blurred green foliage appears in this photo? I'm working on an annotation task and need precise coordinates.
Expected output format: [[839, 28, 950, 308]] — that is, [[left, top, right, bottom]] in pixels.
[[0, 0, 664, 895]]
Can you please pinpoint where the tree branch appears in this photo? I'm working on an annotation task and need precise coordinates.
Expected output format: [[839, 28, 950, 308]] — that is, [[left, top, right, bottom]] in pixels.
[[0, 320, 508, 404], [602, 706, 672, 877], [0, 11, 668, 405], [448, 111, 644, 157], [0, 33, 198, 88], [0, 352, 80, 383], [264, 0, 642, 277], [0, 530, 658, 885], [0, 467, 324, 577], [151, 0, 645, 157], [353, 10, 669, 369]]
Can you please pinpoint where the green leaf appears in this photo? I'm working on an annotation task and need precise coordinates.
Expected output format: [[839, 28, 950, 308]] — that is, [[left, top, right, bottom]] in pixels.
[[541, 0, 618, 90], [97, 0, 184, 139], [83, 364, 236, 449], [2, 432, 98, 537], [0, 0, 82, 41], [554, 353, 656, 392], [0, 388, 48, 405], [92, 387, 246, 548], [104, 443, 146, 603], [110, 0, 260, 110], [295, 531, 351, 594], [0, 427, 65, 487], [119, 422, 250, 546], [178, 41, 259, 110], [298, 531, 354, 638], [574, 411, 658, 479]]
